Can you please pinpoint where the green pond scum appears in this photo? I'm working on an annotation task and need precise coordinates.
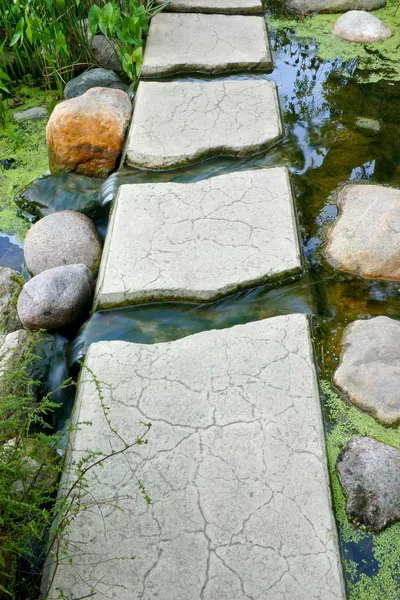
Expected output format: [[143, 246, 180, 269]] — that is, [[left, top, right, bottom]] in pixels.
[[0, 83, 57, 239], [268, 0, 400, 82], [321, 380, 400, 599]]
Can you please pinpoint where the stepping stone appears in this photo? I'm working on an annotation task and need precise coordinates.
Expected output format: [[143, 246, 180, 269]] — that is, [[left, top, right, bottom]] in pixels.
[[124, 79, 282, 169], [43, 314, 345, 600], [286, 0, 385, 14], [94, 168, 301, 309], [141, 13, 272, 77], [326, 184, 400, 280], [334, 316, 400, 425], [155, 0, 264, 14], [332, 11, 392, 43]]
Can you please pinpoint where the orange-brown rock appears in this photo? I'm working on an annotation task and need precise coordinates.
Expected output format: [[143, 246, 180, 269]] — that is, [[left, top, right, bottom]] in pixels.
[[46, 87, 132, 178]]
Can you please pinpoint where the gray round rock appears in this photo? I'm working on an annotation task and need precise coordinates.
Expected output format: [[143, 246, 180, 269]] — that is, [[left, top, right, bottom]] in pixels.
[[24, 210, 102, 277], [17, 264, 94, 331], [333, 11, 392, 43], [64, 68, 127, 100], [286, 0, 385, 14], [337, 437, 400, 532], [91, 35, 123, 74], [326, 184, 400, 280], [334, 316, 400, 425]]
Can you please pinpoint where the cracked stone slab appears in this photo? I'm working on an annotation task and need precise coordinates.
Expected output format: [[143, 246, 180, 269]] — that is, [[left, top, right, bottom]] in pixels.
[[94, 167, 301, 309], [155, 0, 264, 14], [43, 314, 345, 600], [124, 79, 282, 169], [141, 14, 272, 77]]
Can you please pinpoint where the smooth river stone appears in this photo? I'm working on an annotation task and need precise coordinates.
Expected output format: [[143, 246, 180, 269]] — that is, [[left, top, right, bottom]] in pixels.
[[326, 184, 400, 280], [333, 11, 392, 43], [124, 79, 282, 169], [155, 0, 264, 13], [141, 13, 272, 77], [286, 0, 385, 14], [42, 315, 345, 600], [94, 167, 301, 309], [334, 316, 400, 425]]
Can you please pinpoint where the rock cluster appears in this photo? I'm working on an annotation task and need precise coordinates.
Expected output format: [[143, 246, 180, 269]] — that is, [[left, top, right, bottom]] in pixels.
[[333, 11, 392, 43], [64, 68, 127, 100], [24, 210, 102, 278], [337, 437, 400, 532], [47, 87, 131, 178]]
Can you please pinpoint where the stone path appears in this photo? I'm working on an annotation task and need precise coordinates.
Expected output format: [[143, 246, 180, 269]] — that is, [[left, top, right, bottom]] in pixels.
[[94, 168, 301, 308], [124, 79, 282, 169], [44, 4, 346, 599], [141, 13, 272, 76], [45, 315, 345, 600]]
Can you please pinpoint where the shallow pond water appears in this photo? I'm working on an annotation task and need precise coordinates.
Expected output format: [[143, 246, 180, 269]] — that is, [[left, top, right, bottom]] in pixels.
[[4, 6, 400, 599]]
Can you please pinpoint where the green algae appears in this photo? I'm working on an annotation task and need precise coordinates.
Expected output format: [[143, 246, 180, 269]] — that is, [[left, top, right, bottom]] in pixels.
[[0, 85, 57, 239], [269, 0, 400, 82], [321, 380, 400, 599]]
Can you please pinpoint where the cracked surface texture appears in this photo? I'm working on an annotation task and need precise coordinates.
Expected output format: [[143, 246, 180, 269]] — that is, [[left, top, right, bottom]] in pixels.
[[141, 14, 272, 77], [94, 168, 301, 308], [43, 315, 345, 600], [124, 79, 282, 169], [154, 0, 264, 13]]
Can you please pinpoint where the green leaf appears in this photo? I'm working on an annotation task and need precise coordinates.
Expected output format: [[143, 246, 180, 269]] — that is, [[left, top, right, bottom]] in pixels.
[[0, 69, 11, 82], [10, 18, 24, 47], [132, 46, 143, 77], [88, 4, 101, 37], [98, 19, 108, 36], [102, 3, 114, 19], [24, 10, 33, 44]]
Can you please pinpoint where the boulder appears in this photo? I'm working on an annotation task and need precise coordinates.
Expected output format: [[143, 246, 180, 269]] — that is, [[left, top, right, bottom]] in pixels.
[[333, 11, 392, 43], [337, 437, 400, 532], [13, 107, 48, 122], [0, 267, 23, 334], [16, 172, 103, 222], [326, 184, 400, 280], [46, 87, 132, 178], [334, 316, 400, 425], [91, 35, 123, 75], [17, 264, 94, 331], [24, 210, 102, 277], [286, 0, 385, 14], [64, 68, 127, 100]]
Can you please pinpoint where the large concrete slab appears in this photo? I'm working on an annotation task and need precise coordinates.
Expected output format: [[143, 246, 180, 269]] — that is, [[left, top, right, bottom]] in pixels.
[[43, 315, 345, 600], [142, 14, 272, 77], [155, 0, 264, 13], [94, 168, 301, 309], [124, 79, 282, 169]]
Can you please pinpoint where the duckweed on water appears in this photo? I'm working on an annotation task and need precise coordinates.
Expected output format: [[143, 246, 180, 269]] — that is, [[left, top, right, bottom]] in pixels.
[[269, 0, 400, 82], [321, 380, 400, 599], [0, 85, 57, 239]]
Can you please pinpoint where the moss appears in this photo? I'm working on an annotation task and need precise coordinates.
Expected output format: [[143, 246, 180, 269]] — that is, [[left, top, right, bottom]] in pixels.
[[321, 380, 400, 599], [269, 0, 400, 82], [0, 85, 57, 239]]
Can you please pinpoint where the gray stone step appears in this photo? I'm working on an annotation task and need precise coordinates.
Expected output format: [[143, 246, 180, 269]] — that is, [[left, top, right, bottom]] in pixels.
[[142, 13, 272, 77], [155, 0, 264, 14], [124, 79, 282, 169], [94, 167, 301, 309], [43, 315, 345, 600]]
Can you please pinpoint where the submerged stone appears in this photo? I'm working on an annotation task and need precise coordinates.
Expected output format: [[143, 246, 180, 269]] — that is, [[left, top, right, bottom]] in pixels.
[[47, 87, 132, 177], [24, 210, 102, 277], [125, 79, 282, 169], [0, 267, 22, 334], [154, 0, 264, 13], [353, 116, 381, 136], [326, 184, 400, 280], [42, 314, 345, 600], [337, 437, 400, 532], [13, 106, 47, 122], [142, 13, 272, 76], [17, 264, 94, 331], [286, 0, 385, 14], [334, 316, 400, 425], [94, 167, 301, 308], [332, 11, 392, 43], [16, 172, 103, 222], [64, 68, 127, 99]]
